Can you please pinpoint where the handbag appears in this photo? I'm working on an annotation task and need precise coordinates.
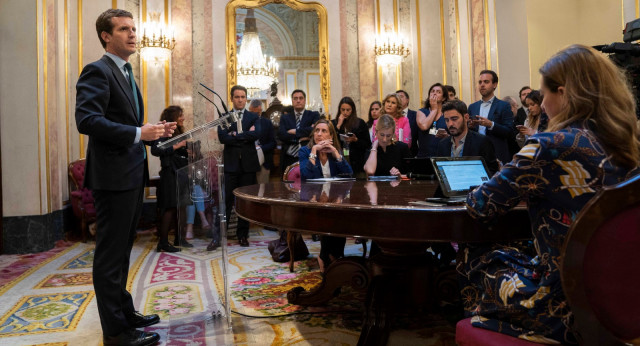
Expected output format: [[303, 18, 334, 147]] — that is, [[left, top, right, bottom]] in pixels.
[[268, 230, 309, 262], [286, 143, 301, 157]]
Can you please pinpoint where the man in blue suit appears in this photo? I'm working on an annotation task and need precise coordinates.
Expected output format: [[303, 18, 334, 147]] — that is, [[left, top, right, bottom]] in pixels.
[[467, 70, 514, 164], [217, 85, 261, 248], [278, 89, 320, 171], [75, 8, 175, 346]]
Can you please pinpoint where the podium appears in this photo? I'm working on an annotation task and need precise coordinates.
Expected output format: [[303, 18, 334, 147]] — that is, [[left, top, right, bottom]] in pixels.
[[156, 111, 237, 331]]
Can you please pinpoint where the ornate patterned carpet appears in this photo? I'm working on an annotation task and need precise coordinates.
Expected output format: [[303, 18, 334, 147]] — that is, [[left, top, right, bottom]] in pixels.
[[0, 229, 455, 345]]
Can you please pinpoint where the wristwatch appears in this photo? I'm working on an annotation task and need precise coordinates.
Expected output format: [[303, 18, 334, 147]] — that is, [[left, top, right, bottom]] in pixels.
[[309, 153, 317, 160]]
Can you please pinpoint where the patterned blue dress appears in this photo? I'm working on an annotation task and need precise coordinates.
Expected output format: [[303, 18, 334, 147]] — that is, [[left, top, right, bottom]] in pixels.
[[460, 125, 640, 344]]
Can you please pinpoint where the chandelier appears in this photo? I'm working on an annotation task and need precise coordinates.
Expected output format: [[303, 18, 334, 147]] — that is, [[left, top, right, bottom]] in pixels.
[[137, 12, 176, 63], [374, 29, 410, 66], [237, 9, 279, 95]]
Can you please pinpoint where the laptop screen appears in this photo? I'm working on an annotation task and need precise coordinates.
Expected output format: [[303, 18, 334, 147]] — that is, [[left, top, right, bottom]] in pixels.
[[431, 157, 490, 197]]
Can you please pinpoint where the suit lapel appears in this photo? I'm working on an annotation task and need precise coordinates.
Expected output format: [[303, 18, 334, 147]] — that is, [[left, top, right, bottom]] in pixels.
[[461, 132, 474, 156], [101, 55, 139, 124]]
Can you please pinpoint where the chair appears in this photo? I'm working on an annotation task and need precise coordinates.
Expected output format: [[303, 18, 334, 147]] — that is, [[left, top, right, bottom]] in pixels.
[[561, 173, 640, 345], [456, 173, 640, 346], [68, 159, 96, 242]]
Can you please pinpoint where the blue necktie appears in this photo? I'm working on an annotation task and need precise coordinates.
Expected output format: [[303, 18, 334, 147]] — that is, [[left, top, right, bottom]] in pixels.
[[125, 62, 145, 159]]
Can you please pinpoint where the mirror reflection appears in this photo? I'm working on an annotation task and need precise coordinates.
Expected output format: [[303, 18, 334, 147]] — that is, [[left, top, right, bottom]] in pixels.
[[235, 4, 322, 111]]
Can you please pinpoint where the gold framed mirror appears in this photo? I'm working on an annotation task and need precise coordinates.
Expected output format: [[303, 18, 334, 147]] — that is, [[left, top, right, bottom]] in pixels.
[[225, 0, 330, 111]]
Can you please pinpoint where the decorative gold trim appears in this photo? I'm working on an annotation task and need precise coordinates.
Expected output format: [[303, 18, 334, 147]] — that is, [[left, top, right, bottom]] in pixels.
[[455, 0, 463, 100], [43, 0, 51, 213], [276, 56, 318, 61], [393, 0, 398, 32], [126, 241, 153, 291], [112, 0, 117, 8], [491, 0, 499, 97], [439, 0, 447, 84], [78, 0, 84, 158], [37, 0, 43, 214], [376, 0, 381, 34], [483, 0, 491, 69], [378, 66, 383, 101], [636, 0, 639, 18], [226, 0, 331, 112], [65, 0, 70, 164], [415, 0, 423, 102], [468, 0, 475, 101], [164, 0, 170, 107]]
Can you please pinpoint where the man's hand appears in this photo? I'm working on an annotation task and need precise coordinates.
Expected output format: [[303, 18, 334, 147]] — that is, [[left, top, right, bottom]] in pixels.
[[141, 123, 167, 141], [158, 121, 177, 137], [287, 129, 296, 134]]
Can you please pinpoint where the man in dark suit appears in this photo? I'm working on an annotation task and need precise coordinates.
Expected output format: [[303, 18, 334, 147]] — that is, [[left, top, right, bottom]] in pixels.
[[216, 85, 261, 248], [278, 89, 320, 170], [468, 70, 515, 165], [396, 89, 419, 157], [515, 86, 532, 126], [248, 99, 276, 184], [437, 100, 499, 175], [75, 9, 175, 346]]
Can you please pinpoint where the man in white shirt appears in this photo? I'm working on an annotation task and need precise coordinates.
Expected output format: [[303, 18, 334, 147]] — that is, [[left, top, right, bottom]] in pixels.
[[467, 70, 515, 164]]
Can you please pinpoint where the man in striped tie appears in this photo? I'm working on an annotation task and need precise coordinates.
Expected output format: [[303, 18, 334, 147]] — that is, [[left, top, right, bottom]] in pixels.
[[277, 89, 320, 170]]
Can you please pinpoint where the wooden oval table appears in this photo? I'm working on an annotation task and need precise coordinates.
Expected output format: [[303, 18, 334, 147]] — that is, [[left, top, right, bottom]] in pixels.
[[234, 180, 531, 346]]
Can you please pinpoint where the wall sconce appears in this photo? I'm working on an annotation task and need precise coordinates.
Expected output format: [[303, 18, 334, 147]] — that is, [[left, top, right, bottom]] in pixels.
[[137, 12, 176, 63], [374, 28, 410, 67]]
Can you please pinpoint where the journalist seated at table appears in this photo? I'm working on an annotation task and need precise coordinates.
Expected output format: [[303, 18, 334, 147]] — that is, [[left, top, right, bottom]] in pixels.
[[459, 44, 640, 344], [299, 119, 353, 272], [364, 114, 411, 177], [435, 99, 500, 175]]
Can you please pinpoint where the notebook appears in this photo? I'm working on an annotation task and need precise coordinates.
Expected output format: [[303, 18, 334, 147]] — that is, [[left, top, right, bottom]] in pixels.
[[428, 156, 491, 203]]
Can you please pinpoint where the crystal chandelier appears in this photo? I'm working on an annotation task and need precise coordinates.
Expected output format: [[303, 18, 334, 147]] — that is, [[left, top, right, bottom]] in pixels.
[[374, 29, 410, 66], [137, 12, 175, 63], [237, 9, 279, 95]]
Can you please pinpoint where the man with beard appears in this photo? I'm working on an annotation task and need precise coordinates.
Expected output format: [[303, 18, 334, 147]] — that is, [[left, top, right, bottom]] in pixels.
[[436, 99, 499, 175], [468, 70, 514, 165]]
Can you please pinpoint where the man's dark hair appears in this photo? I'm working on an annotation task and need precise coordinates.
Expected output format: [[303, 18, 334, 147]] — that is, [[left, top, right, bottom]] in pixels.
[[230, 85, 247, 98], [442, 99, 468, 116], [519, 86, 532, 97], [479, 69, 498, 83], [395, 89, 409, 99], [96, 9, 133, 49], [291, 89, 306, 99], [444, 85, 456, 96]]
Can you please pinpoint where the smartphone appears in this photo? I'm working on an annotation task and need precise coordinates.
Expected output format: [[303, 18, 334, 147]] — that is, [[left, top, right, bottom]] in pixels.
[[347, 132, 354, 137]]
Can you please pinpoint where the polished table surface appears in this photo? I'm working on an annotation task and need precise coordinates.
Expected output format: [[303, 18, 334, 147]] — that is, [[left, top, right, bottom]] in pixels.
[[234, 180, 531, 346], [234, 180, 531, 243]]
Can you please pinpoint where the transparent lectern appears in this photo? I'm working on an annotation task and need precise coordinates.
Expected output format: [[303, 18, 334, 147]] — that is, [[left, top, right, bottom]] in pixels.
[[155, 104, 237, 335]]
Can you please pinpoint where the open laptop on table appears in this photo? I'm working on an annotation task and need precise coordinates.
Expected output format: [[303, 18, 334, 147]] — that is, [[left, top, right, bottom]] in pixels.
[[403, 157, 435, 179], [428, 156, 491, 205]]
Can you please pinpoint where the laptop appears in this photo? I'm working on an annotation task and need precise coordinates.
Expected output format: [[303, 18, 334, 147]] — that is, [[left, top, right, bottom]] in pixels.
[[403, 157, 435, 178], [428, 156, 491, 204]]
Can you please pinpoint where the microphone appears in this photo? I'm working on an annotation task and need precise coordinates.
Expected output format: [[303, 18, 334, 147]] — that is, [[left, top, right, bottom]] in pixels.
[[197, 92, 222, 117], [199, 83, 229, 115]]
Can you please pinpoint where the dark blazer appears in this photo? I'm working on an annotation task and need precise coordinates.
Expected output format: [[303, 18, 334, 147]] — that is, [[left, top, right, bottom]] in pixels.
[[298, 146, 353, 180], [436, 130, 500, 175], [468, 97, 514, 164], [406, 109, 419, 157], [515, 107, 527, 126], [76, 55, 147, 191], [218, 110, 261, 173], [330, 117, 371, 174], [278, 109, 320, 149], [257, 117, 276, 170]]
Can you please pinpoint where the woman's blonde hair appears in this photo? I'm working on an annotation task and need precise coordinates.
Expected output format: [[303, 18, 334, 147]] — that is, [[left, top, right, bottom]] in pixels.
[[382, 93, 403, 119], [540, 44, 640, 169], [375, 114, 396, 132], [307, 118, 342, 152]]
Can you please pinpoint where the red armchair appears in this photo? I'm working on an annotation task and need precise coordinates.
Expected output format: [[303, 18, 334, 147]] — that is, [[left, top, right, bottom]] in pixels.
[[68, 159, 96, 242]]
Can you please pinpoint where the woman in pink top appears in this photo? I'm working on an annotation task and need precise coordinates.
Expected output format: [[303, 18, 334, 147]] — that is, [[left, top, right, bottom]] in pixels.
[[372, 93, 411, 147]]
